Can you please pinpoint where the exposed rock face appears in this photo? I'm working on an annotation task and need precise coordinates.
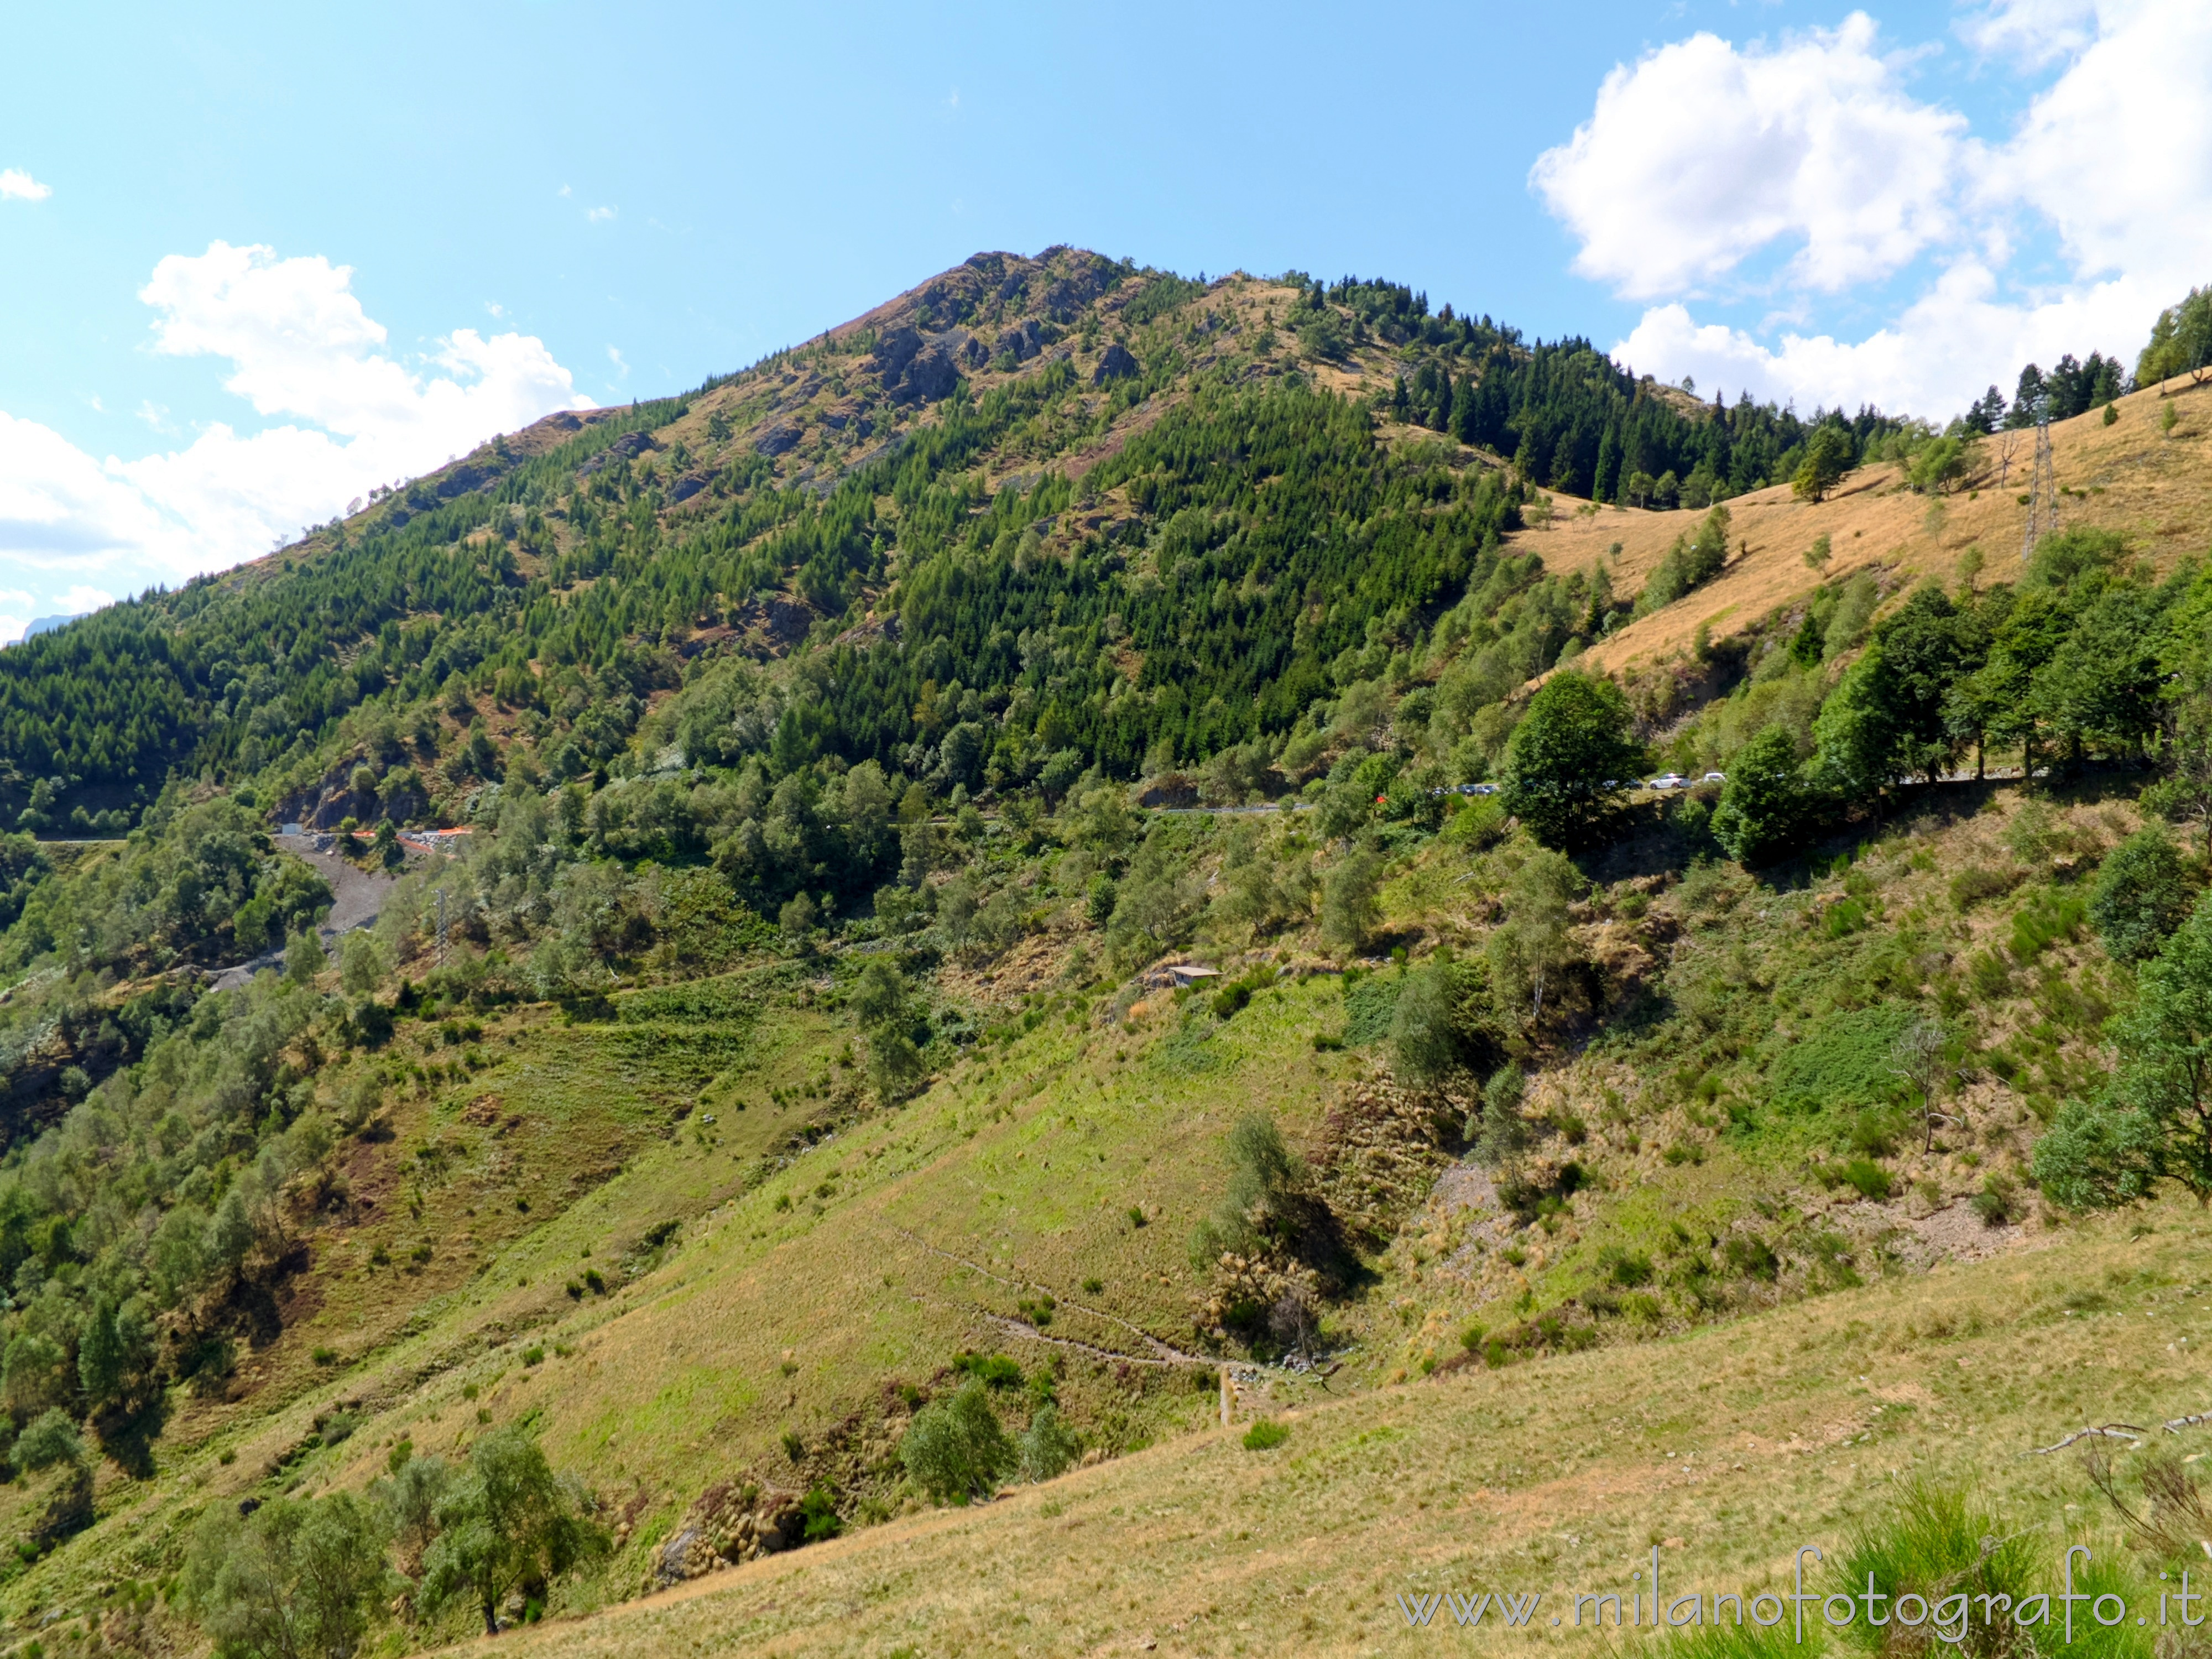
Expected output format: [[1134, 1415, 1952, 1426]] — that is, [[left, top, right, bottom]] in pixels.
[[1093, 342, 1140, 385], [651, 1485, 806, 1588], [755, 424, 802, 457], [734, 593, 816, 650], [433, 463, 494, 499], [578, 430, 656, 476], [995, 319, 1049, 362], [1043, 256, 1117, 320], [869, 325, 963, 403], [1134, 773, 1196, 808]]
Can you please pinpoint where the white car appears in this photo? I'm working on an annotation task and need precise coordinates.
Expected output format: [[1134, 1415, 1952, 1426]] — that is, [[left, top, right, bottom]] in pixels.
[[1702, 771, 1726, 784], [1648, 774, 1688, 790]]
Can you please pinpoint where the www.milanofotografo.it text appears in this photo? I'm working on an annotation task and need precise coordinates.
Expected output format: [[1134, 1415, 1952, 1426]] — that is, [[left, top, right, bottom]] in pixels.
[[1396, 1547, 2209, 1641]]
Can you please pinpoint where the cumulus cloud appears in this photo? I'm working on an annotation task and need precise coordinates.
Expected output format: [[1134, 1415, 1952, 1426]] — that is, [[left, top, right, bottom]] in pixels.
[[0, 242, 592, 611], [0, 169, 51, 202], [1531, 15, 1968, 299], [1958, 0, 2101, 66], [1535, 2, 2212, 418]]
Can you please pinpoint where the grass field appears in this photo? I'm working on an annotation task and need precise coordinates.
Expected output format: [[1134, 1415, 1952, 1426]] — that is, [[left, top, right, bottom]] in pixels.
[[445, 1197, 2212, 1657], [1511, 372, 2212, 676]]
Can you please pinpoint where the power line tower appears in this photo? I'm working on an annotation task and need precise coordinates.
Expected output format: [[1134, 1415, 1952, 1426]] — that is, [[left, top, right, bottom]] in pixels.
[[2020, 397, 2057, 561]]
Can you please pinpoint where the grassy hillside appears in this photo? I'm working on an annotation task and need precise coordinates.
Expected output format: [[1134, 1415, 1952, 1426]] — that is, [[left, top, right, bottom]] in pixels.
[[0, 251, 2209, 1656], [458, 1198, 2211, 1657]]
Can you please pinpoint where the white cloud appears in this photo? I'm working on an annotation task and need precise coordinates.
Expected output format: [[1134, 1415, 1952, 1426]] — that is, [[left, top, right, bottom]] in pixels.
[[1530, 14, 1968, 299], [0, 169, 51, 202], [586, 205, 616, 223], [1536, 2, 2212, 417], [1958, 0, 2100, 66], [606, 346, 629, 378], [0, 242, 593, 597]]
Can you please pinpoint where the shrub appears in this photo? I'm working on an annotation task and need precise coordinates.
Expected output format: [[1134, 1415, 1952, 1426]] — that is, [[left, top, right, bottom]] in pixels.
[[1949, 864, 2023, 910], [1597, 1245, 1652, 1288], [1768, 1004, 1921, 1117], [2090, 829, 2193, 961], [1836, 1157, 1893, 1200], [1241, 1419, 1288, 1451], [1971, 1173, 2018, 1227], [1339, 970, 1400, 1045], [1390, 959, 1480, 1087], [1830, 1483, 2038, 1659], [901, 1379, 1017, 1504], [799, 1484, 841, 1542], [1019, 1402, 1081, 1482], [2011, 890, 2087, 962], [952, 1352, 1024, 1389]]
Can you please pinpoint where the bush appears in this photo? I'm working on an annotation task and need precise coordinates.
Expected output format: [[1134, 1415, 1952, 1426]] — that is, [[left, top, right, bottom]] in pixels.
[[799, 1484, 841, 1542], [181, 1491, 397, 1659], [1971, 1172, 2018, 1226], [1340, 969, 1400, 1045], [1768, 1004, 1921, 1117], [1318, 846, 1386, 956], [1949, 864, 2024, 911], [952, 1352, 1024, 1389], [1241, 1419, 1288, 1451], [2090, 828, 2194, 961], [2010, 889, 2087, 962], [1389, 960, 1478, 1087], [1832, 1157, 1893, 1201], [901, 1379, 1017, 1504], [1597, 1245, 1652, 1288], [1019, 1402, 1081, 1482], [1472, 1063, 1530, 1165]]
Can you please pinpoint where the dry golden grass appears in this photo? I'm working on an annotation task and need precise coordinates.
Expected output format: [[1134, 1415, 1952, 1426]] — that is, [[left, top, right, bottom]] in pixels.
[[460, 1201, 2212, 1658], [1511, 375, 2212, 674]]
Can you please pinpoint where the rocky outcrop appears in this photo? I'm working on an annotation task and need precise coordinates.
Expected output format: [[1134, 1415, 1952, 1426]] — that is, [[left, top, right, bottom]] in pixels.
[[650, 1484, 805, 1588], [733, 593, 816, 651], [995, 319, 1051, 363], [1134, 773, 1196, 808], [1093, 342, 1140, 385], [754, 424, 802, 457], [578, 430, 656, 477]]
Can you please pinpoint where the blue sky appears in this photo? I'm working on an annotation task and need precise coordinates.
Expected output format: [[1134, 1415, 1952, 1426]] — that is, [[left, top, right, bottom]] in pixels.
[[2, 0, 2205, 637]]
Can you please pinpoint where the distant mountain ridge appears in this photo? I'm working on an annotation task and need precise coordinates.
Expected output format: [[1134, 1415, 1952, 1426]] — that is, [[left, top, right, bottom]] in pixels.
[[20, 611, 86, 641]]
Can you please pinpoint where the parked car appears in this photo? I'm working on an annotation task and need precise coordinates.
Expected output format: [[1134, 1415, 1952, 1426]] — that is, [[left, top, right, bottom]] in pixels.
[[1648, 774, 1688, 790], [1702, 771, 1726, 784]]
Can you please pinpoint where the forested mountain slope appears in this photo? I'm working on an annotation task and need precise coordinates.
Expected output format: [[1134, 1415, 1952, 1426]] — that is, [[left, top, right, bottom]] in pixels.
[[0, 251, 2206, 1655]]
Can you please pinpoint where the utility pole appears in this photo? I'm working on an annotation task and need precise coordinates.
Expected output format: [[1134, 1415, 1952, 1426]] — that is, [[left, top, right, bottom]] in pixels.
[[2021, 398, 2057, 561]]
